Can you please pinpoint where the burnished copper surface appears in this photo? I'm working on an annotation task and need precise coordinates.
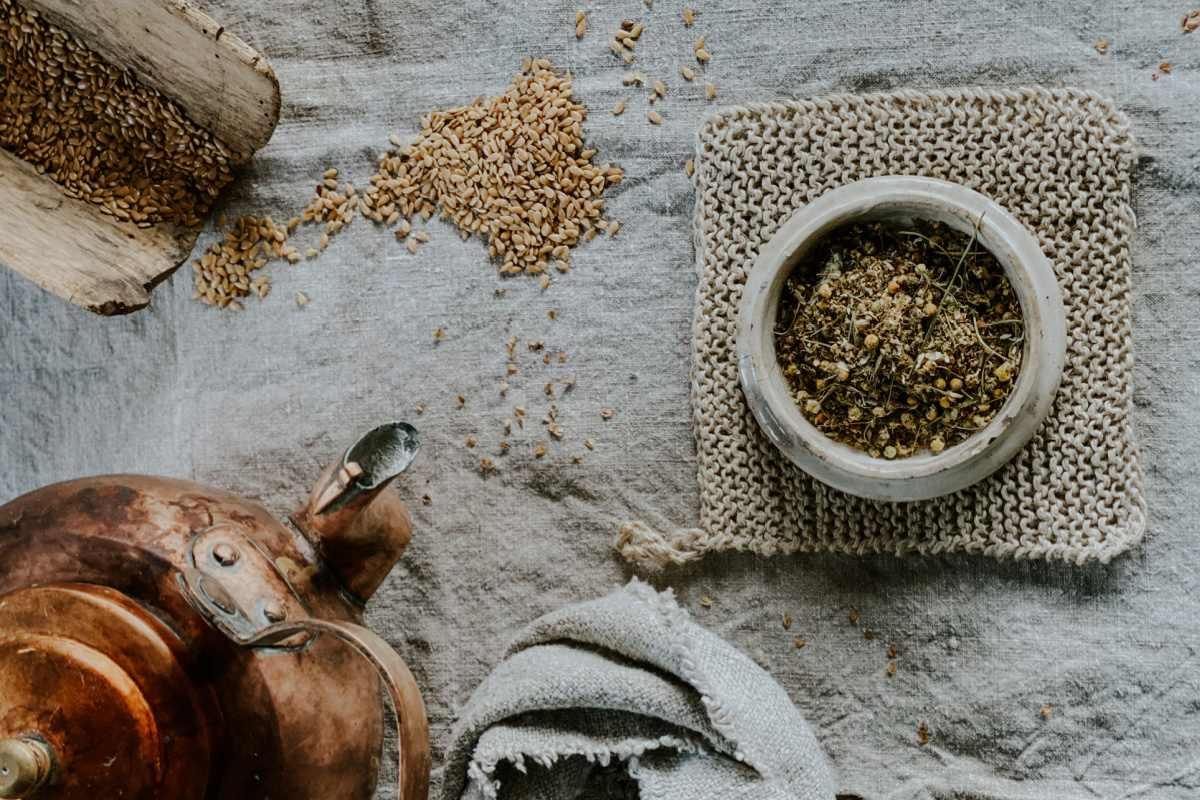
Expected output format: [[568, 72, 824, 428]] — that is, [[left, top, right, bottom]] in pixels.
[[0, 425, 429, 800], [0, 584, 214, 800]]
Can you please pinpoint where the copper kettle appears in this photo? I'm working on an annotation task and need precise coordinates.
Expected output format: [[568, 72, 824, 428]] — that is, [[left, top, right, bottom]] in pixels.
[[0, 422, 429, 800]]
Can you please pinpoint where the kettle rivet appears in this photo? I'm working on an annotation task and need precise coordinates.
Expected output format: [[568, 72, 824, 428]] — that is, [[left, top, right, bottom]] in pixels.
[[212, 543, 239, 566], [262, 600, 287, 623]]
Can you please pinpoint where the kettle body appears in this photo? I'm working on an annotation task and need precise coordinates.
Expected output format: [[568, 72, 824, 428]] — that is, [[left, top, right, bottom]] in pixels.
[[0, 424, 428, 800]]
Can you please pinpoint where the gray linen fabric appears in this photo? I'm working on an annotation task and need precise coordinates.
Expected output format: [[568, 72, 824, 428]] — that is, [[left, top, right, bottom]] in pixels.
[[442, 579, 834, 800], [2, 1, 1198, 798]]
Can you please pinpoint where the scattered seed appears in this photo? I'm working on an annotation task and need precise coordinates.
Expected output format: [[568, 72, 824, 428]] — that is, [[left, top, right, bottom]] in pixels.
[[544, 382, 554, 395], [407, 237, 419, 254], [621, 19, 634, 31], [848, 611, 859, 624], [865, 630, 876, 641], [610, 39, 624, 55], [631, 23, 643, 38], [1095, 39, 1108, 53], [422, 493, 432, 505], [1161, 60, 1172, 73], [648, 110, 662, 124], [415, 230, 430, 242], [653, 79, 667, 97], [228, 300, 243, 312], [434, 328, 444, 340], [548, 310, 557, 320], [559, 351, 568, 362], [705, 82, 715, 100], [507, 363, 518, 375], [540, 273, 551, 291], [887, 644, 897, 657], [368, 61, 621, 280], [572, 453, 583, 462], [614, 99, 626, 115], [609, 221, 620, 235], [699, 595, 712, 608], [686, 159, 695, 176], [515, 405, 527, 415], [576, 20, 585, 37], [535, 443, 546, 457], [500, 441, 511, 452], [684, 8, 694, 24], [681, 65, 695, 80], [1040, 705, 1051, 717], [695, 48, 710, 61], [782, 614, 793, 629], [575, 9, 585, 24], [602, 408, 614, 419], [480, 458, 493, 470], [296, 292, 310, 307], [584, 438, 596, 450], [458, 395, 467, 406], [623, 52, 634, 63], [694, 35, 706, 50], [887, 662, 897, 675], [415, 402, 426, 413], [1185, 11, 1200, 33], [918, 722, 930, 744], [466, 436, 476, 447], [500, 381, 510, 393], [794, 637, 806, 648]]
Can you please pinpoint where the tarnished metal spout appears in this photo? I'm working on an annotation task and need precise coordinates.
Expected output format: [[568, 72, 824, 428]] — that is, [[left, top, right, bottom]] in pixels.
[[291, 422, 420, 603]]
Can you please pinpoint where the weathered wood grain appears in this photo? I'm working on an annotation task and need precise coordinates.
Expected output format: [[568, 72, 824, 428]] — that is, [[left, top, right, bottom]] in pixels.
[[0, 0, 280, 315]]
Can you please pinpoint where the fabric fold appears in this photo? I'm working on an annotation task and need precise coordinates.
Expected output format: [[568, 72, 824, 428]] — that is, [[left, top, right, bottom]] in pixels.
[[443, 579, 835, 800]]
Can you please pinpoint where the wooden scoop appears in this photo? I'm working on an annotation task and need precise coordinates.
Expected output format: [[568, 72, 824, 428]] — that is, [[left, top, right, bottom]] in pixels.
[[0, 0, 280, 315]]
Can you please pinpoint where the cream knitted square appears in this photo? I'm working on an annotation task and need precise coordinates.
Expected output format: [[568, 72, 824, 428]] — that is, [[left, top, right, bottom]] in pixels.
[[618, 87, 1145, 565]]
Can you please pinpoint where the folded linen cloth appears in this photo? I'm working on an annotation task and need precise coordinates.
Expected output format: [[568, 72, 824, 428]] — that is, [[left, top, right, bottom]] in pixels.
[[442, 579, 835, 800]]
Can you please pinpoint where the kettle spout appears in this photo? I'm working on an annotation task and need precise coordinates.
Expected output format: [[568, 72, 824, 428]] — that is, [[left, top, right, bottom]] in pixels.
[[291, 422, 420, 603]]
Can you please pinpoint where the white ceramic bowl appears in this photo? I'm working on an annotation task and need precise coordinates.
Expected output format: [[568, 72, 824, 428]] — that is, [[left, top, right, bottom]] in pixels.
[[737, 176, 1067, 502]]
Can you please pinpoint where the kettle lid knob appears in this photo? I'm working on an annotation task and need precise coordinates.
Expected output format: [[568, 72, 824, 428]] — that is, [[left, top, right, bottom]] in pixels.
[[0, 738, 54, 799]]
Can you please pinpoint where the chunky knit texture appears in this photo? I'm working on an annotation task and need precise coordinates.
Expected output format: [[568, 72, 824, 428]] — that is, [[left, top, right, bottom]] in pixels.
[[617, 87, 1145, 565]]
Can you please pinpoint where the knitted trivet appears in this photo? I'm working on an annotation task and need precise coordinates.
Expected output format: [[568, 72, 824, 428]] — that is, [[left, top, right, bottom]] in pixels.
[[618, 87, 1145, 565]]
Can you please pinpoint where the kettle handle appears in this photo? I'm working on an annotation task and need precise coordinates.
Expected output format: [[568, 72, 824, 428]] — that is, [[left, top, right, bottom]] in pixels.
[[229, 618, 431, 800]]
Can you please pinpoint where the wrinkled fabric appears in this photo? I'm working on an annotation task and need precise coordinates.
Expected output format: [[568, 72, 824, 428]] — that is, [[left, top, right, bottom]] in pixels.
[[0, 1, 1195, 798], [442, 579, 835, 800]]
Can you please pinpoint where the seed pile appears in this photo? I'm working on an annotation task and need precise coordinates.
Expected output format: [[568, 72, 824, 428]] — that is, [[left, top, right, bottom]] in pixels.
[[191, 215, 298, 309], [0, 0, 244, 227], [365, 59, 622, 275], [774, 221, 1024, 459]]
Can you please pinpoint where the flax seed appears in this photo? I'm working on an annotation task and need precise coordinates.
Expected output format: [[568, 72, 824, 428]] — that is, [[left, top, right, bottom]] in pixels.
[[648, 110, 662, 124], [681, 65, 695, 80], [614, 99, 626, 115], [706, 82, 715, 99]]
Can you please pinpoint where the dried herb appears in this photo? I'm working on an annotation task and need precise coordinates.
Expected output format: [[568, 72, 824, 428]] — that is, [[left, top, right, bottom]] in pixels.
[[774, 219, 1024, 459]]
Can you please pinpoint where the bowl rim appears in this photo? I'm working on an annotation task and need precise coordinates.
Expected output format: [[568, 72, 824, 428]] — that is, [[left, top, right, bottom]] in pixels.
[[736, 175, 1067, 502]]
